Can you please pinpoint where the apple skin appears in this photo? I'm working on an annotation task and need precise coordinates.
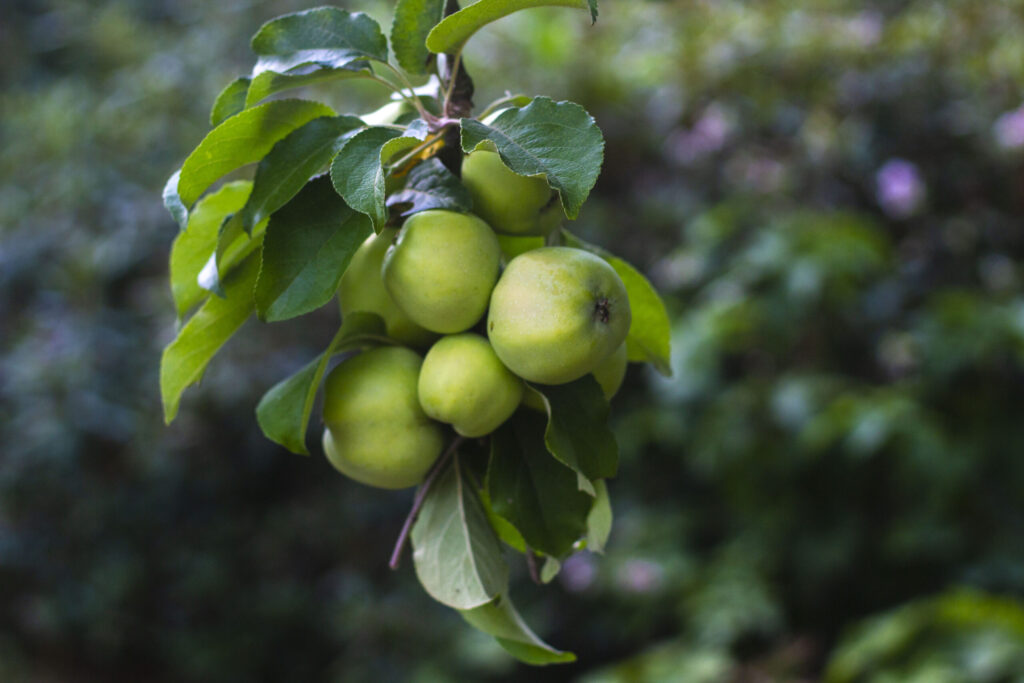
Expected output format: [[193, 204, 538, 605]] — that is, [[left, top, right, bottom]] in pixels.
[[383, 210, 501, 334], [487, 247, 631, 385], [522, 341, 628, 410], [418, 333, 523, 438], [461, 150, 564, 236], [322, 346, 443, 489], [338, 228, 437, 348]]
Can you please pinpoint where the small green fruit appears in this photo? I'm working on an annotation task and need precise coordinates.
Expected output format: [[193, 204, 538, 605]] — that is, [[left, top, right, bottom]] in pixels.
[[488, 247, 631, 384], [383, 209, 501, 334], [418, 333, 523, 437], [521, 342, 628, 410], [322, 346, 443, 489], [338, 228, 436, 347], [461, 150, 564, 236]]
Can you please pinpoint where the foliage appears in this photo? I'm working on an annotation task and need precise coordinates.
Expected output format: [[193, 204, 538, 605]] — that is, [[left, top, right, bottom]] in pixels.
[[3, 0, 1024, 680]]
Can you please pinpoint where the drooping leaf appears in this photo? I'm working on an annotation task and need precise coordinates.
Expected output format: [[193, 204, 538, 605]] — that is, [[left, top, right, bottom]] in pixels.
[[427, 0, 597, 55], [200, 214, 269, 300], [254, 176, 373, 322], [255, 312, 387, 455], [533, 374, 618, 490], [489, 414, 592, 558], [411, 455, 509, 610], [461, 97, 604, 219], [210, 76, 252, 126], [178, 99, 335, 208], [169, 181, 252, 319], [329, 126, 406, 229], [250, 7, 388, 62], [391, 0, 446, 74], [563, 231, 672, 375], [163, 170, 188, 230], [460, 595, 577, 665], [160, 251, 261, 424], [386, 157, 473, 216], [586, 479, 612, 553], [237, 115, 364, 235]]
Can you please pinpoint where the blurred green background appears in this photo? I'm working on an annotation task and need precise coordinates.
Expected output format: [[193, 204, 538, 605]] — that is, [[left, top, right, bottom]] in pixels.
[[3, 0, 1024, 680]]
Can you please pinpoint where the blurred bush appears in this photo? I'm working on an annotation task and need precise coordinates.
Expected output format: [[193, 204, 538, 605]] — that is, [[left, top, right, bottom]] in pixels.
[[2, 0, 1024, 680]]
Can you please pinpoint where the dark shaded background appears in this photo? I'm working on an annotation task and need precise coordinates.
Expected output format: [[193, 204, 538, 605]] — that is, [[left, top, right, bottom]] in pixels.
[[3, 0, 1024, 680]]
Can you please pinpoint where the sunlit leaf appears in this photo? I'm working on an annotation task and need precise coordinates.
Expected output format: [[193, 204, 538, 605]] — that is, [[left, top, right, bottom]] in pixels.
[[210, 76, 251, 126], [391, 0, 446, 74], [427, 0, 597, 55], [161, 251, 261, 424], [178, 99, 334, 208]]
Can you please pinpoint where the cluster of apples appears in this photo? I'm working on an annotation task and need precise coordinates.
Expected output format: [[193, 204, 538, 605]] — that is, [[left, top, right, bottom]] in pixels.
[[321, 151, 632, 489]]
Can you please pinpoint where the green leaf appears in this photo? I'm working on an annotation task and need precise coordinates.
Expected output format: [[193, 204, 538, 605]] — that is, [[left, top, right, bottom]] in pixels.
[[201, 214, 269, 300], [386, 157, 474, 217], [255, 312, 387, 455], [489, 414, 592, 558], [250, 7, 388, 62], [534, 375, 618, 489], [563, 231, 672, 375], [461, 97, 604, 219], [461, 595, 576, 665], [169, 181, 252, 319], [245, 64, 367, 109], [254, 176, 373, 322], [178, 99, 334, 208], [237, 115, 364, 235], [540, 556, 561, 583], [479, 487, 527, 553], [160, 250, 261, 424], [427, 0, 597, 55], [411, 454, 509, 610], [163, 170, 188, 230], [586, 479, 612, 553], [329, 127, 405, 230], [391, 0, 445, 74], [210, 76, 251, 126]]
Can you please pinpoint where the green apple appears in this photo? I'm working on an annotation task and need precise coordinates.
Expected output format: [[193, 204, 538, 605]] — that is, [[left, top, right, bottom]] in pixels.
[[322, 346, 443, 489], [338, 228, 437, 348], [418, 333, 523, 437], [461, 150, 564, 236], [383, 209, 501, 334], [521, 341, 628, 410], [488, 247, 631, 384]]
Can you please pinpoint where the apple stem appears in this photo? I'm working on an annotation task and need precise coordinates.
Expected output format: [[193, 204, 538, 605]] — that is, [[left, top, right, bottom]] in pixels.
[[388, 436, 465, 570]]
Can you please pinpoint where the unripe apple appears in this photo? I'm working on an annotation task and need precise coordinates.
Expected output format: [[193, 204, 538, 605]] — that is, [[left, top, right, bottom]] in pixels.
[[461, 150, 564, 236], [521, 341, 628, 410], [383, 209, 501, 334], [322, 346, 443, 489], [338, 228, 436, 347], [488, 247, 631, 384], [418, 333, 523, 437]]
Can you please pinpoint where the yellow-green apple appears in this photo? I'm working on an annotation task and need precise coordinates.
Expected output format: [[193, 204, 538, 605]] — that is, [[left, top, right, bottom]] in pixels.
[[461, 150, 564, 236], [382, 210, 501, 333], [418, 333, 523, 437], [337, 228, 436, 347], [322, 346, 443, 489], [488, 247, 631, 384]]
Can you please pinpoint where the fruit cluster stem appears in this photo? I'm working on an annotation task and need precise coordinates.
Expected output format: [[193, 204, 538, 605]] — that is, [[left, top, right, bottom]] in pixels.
[[388, 436, 465, 570]]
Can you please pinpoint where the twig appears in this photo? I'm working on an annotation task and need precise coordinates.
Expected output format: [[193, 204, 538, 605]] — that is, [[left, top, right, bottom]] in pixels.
[[388, 436, 465, 569], [525, 546, 542, 585]]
